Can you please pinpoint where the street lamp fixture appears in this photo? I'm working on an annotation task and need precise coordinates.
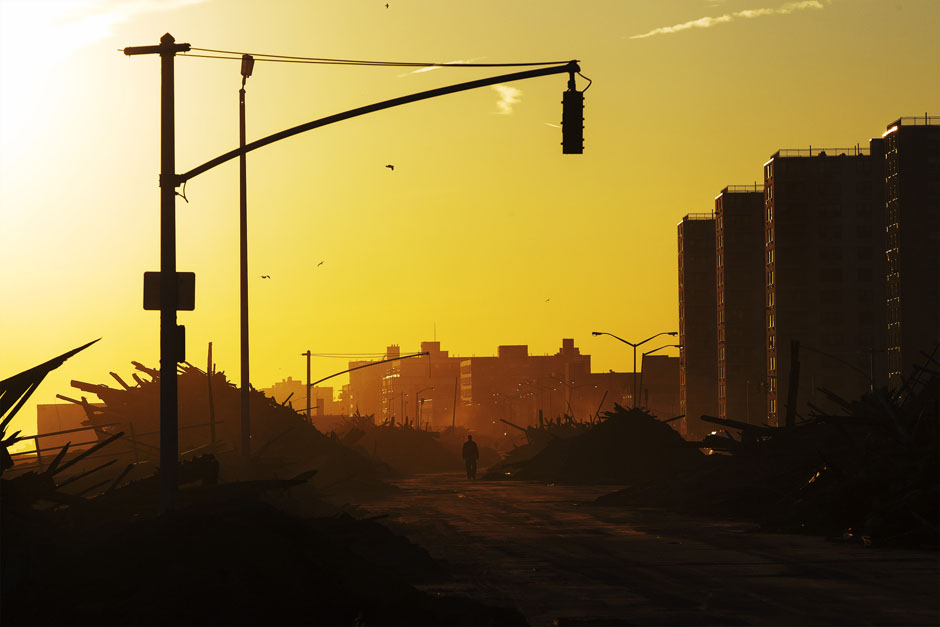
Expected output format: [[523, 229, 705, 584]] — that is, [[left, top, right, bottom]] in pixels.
[[416, 386, 434, 427], [591, 330, 678, 409]]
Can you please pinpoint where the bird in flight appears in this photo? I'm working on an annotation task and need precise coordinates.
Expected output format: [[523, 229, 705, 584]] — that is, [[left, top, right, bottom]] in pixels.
[[261, 275, 271, 279], [317, 261, 324, 267], [545, 298, 551, 302], [385, 164, 395, 171]]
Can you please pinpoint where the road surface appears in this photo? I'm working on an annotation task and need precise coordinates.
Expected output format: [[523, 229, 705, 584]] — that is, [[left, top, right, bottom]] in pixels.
[[358, 473, 938, 626]]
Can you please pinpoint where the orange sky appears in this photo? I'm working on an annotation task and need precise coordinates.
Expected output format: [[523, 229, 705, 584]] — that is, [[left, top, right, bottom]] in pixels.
[[2, 0, 938, 441]]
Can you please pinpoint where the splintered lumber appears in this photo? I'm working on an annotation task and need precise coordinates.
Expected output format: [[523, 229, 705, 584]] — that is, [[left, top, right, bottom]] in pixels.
[[106, 463, 135, 493], [43, 442, 71, 475], [500, 418, 527, 433], [56, 459, 118, 489], [51, 431, 124, 476], [109, 372, 131, 390], [131, 361, 159, 378]]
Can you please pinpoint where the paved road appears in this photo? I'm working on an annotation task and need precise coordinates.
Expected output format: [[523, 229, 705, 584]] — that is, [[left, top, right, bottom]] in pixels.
[[358, 474, 938, 626]]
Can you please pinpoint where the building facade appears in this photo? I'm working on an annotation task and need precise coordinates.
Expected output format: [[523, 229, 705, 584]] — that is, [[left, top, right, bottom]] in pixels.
[[883, 116, 940, 389], [715, 186, 767, 425], [764, 143, 886, 425], [678, 213, 718, 438]]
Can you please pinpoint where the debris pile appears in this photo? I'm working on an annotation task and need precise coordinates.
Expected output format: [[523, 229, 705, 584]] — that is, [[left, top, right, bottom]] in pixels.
[[598, 351, 939, 548], [3, 345, 527, 625], [484, 405, 705, 484], [494, 411, 594, 467], [63, 362, 387, 493], [334, 414, 468, 475]]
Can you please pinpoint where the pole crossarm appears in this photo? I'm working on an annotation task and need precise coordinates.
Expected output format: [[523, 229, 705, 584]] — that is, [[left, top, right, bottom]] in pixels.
[[178, 61, 580, 184], [309, 352, 429, 388]]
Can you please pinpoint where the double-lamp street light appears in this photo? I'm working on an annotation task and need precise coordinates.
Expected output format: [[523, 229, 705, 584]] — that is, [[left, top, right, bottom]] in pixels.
[[592, 330, 678, 408]]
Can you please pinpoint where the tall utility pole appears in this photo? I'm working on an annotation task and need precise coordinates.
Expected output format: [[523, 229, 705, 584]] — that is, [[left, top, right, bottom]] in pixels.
[[239, 54, 254, 457], [124, 34, 191, 512], [302, 349, 312, 423]]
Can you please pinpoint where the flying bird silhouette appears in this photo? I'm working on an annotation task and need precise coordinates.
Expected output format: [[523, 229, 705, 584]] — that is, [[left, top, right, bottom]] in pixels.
[[545, 298, 551, 302], [261, 275, 271, 279], [385, 164, 395, 171], [317, 261, 324, 267]]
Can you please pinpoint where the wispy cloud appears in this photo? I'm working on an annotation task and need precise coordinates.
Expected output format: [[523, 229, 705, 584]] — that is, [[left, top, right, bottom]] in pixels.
[[629, 0, 824, 40], [492, 85, 522, 115], [399, 57, 486, 77]]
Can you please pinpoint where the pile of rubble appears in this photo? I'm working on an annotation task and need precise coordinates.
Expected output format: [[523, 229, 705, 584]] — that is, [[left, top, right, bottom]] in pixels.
[[334, 414, 475, 475], [2, 345, 526, 625], [61, 361, 388, 493], [484, 405, 704, 484], [598, 351, 939, 549]]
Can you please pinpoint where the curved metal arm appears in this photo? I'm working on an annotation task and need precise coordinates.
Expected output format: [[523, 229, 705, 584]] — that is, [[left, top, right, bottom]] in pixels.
[[643, 343, 681, 357], [178, 61, 580, 184], [309, 352, 429, 387], [592, 331, 635, 347], [637, 331, 678, 348]]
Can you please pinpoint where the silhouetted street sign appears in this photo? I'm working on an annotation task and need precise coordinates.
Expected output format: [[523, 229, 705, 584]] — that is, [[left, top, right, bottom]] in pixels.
[[143, 271, 195, 311]]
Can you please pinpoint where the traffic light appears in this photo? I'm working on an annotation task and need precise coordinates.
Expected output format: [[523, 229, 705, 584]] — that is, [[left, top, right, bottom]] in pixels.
[[562, 88, 584, 154]]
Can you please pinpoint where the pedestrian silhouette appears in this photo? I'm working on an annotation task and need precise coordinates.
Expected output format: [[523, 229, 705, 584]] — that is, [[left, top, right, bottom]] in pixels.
[[462, 434, 479, 479]]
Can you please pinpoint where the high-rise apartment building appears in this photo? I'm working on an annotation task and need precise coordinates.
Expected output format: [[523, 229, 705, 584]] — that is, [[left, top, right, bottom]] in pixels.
[[883, 116, 940, 389], [678, 213, 718, 437], [715, 186, 766, 425], [764, 143, 885, 425]]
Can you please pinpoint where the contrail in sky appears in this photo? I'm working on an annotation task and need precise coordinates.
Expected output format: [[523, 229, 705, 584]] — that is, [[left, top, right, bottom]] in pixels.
[[629, 0, 825, 39], [492, 85, 522, 115], [400, 57, 487, 77]]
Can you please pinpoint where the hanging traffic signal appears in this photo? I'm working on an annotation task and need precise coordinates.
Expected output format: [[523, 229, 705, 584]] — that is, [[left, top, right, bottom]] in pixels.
[[562, 87, 584, 154]]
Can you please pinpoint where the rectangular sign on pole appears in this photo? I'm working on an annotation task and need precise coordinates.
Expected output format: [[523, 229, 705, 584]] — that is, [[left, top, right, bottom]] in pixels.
[[143, 271, 195, 311]]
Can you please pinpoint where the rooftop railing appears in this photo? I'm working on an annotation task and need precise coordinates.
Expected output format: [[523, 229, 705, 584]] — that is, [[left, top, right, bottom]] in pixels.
[[721, 184, 762, 193], [890, 115, 938, 128], [772, 146, 870, 158], [682, 212, 715, 221]]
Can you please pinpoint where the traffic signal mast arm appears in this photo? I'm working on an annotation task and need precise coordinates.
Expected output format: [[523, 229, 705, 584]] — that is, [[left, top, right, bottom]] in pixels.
[[177, 60, 581, 184]]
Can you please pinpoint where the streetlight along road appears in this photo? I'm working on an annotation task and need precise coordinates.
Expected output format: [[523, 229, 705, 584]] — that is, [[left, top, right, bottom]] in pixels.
[[124, 33, 587, 511], [592, 331, 678, 409]]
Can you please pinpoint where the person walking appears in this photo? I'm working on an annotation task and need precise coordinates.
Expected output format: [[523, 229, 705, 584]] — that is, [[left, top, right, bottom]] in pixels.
[[462, 434, 479, 479]]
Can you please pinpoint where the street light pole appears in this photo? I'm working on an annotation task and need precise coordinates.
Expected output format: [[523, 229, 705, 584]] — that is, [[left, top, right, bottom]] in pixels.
[[239, 54, 254, 457], [415, 387, 434, 427], [302, 349, 312, 424], [592, 330, 678, 409]]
